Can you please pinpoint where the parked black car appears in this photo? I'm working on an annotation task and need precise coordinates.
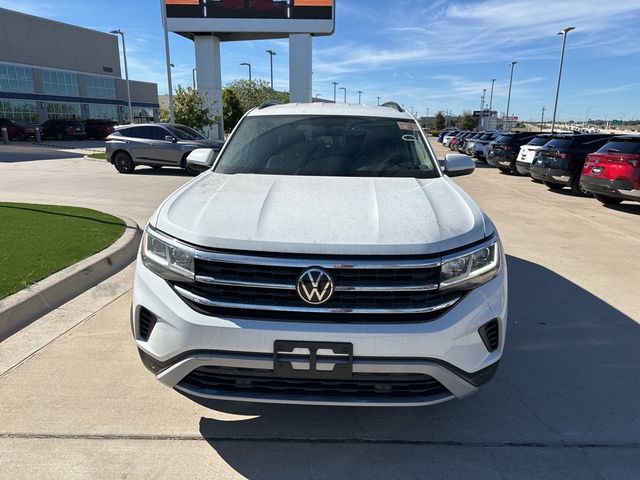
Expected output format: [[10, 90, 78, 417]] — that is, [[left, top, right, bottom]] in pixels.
[[42, 119, 87, 140], [473, 131, 500, 161], [460, 132, 484, 155], [530, 134, 613, 195], [486, 132, 538, 173]]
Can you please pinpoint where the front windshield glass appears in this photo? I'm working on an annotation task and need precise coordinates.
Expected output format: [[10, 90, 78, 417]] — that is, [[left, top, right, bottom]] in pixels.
[[167, 125, 205, 140], [214, 115, 439, 178]]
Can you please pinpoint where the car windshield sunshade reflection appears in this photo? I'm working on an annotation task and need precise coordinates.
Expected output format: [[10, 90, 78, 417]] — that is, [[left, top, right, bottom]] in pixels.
[[213, 115, 439, 178]]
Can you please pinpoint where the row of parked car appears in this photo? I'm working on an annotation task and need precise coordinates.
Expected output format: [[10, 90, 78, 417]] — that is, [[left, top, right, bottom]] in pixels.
[[438, 128, 640, 207], [0, 118, 118, 141]]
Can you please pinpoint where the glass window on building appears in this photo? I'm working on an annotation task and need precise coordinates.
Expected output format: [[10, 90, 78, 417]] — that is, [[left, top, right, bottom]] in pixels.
[[0, 99, 37, 123], [86, 76, 116, 99], [42, 70, 80, 97], [0, 64, 35, 93], [88, 103, 118, 120], [46, 102, 81, 120], [124, 107, 154, 124]]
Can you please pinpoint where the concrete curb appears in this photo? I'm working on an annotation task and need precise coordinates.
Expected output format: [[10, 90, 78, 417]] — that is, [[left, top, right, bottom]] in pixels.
[[0, 216, 141, 341]]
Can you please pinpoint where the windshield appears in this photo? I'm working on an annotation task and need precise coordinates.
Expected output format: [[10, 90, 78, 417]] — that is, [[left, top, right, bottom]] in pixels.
[[494, 135, 514, 144], [214, 115, 439, 178], [543, 138, 571, 150], [596, 140, 640, 155], [527, 136, 551, 146], [166, 125, 206, 140]]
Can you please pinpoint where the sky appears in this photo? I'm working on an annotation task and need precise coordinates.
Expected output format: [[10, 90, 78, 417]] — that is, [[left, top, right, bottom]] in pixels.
[[3, 0, 640, 121]]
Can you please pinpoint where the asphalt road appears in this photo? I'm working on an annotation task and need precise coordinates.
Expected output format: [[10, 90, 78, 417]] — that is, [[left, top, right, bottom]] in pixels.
[[1, 142, 639, 479]]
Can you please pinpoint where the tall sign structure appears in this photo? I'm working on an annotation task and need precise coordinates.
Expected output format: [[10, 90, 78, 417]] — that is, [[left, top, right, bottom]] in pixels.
[[163, 0, 335, 139]]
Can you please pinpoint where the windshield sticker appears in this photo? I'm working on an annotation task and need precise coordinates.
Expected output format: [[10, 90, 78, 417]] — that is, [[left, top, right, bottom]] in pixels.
[[397, 122, 418, 131]]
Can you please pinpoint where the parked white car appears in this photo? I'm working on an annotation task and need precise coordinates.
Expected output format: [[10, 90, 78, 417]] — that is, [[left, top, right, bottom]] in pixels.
[[515, 134, 553, 176], [132, 102, 508, 407]]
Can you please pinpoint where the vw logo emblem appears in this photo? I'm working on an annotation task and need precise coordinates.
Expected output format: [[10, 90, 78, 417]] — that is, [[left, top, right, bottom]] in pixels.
[[296, 268, 334, 305]]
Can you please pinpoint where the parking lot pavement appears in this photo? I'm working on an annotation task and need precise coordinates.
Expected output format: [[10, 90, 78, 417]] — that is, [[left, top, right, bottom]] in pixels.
[[1, 146, 640, 478]]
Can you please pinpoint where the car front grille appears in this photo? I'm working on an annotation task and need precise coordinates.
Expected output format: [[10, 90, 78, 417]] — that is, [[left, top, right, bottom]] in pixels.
[[179, 366, 450, 401], [170, 248, 469, 322]]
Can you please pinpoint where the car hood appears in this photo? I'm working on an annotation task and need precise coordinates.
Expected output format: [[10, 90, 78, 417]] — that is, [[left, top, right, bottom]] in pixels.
[[153, 173, 491, 255], [178, 139, 224, 149]]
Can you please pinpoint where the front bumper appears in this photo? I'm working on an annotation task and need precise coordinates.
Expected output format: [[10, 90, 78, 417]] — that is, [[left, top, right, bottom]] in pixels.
[[132, 252, 508, 407], [580, 176, 640, 202]]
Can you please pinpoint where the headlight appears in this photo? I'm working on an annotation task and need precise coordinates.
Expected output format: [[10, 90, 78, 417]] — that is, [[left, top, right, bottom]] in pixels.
[[440, 240, 500, 290], [141, 226, 195, 282]]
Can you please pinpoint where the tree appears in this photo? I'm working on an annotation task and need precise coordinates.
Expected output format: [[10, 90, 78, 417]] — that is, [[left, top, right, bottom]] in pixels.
[[225, 79, 289, 114], [222, 88, 243, 132], [460, 111, 478, 131], [159, 85, 219, 130], [435, 111, 446, 130]]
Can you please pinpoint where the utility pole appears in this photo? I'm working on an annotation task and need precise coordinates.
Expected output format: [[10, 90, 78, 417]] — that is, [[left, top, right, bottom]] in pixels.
[[377, 96, 380, 106], [358, 90, 363, 104], [339, 87, 346, 103], [488, 78, 495, 129], [540, 106, 545, 132], [480, 89, 486, 131], [160, 0, 174, 123], [332, 82, 338, 102]]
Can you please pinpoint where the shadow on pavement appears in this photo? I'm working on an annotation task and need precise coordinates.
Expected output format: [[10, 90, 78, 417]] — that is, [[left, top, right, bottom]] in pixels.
[[0, 146, 85, 162], [131, 166, 192, 177], [192, 255, 640, 479], [604, 202, 640, 216]]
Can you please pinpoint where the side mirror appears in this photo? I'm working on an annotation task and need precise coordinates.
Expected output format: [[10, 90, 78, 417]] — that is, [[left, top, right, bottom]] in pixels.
[[186, 148, 217, 172], [165, 135, 177, 143], [443, 154, 475, 177]]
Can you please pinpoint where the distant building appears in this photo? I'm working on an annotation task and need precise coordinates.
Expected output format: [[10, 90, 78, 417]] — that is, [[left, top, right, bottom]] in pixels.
[[0, 7, 159, 124]]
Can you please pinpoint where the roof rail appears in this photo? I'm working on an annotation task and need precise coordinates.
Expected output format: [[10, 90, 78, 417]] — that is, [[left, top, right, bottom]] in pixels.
[[258, 100, 282, 109], [381, 101, 404, 112]]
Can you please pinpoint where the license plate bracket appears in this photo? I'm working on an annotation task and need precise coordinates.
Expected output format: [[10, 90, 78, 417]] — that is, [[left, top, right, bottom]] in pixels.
[[273, 340, 353, 379]]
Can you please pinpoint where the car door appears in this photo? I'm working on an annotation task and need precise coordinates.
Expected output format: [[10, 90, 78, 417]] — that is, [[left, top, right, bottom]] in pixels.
[[119, 126, 153, 162], [146, 126, 181, 164]]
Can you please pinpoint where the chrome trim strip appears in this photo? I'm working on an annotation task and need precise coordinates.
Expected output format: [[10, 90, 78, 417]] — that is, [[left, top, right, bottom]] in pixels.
[[195, 276, 295, 290], [148, 226, 442, 269], [174, 285, 461, 315], [194, 275, 439, 292]]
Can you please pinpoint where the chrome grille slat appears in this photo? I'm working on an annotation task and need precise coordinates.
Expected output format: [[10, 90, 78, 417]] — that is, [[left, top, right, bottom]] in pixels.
[[194, 275, 439, 292], [174, 285, 461, 315]]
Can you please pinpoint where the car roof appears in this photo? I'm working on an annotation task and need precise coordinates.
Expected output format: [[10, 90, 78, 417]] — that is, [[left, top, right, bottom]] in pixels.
[[113, 123, 190, 130], [246, 102, 415, 120], [610, 135, 640, 141]]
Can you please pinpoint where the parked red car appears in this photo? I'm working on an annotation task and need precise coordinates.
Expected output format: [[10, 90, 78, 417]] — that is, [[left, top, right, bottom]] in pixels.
[[84, 119, 118, 140], [0, 118, 37, 140], [580, 136, 640, 205]]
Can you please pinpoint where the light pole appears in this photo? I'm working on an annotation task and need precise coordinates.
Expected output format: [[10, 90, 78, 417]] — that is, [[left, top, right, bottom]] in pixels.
[[480, 89, 486, 131], [488, 78, 495, 127], [332, 82, 338, 102], [110, 29, 133, 124], [540, 106, 545, 132], [339, 87, 346, 103], [358, 91, 363, 104], [192, 68, 197, 89], [240, 62, 252, 82], [585, 105, 595, 128], [377, 96, 381, 106], [551, 27, 575, 134], [315, 93, 322, 99], [266, 49, 276, 90], [505, 61, 517, 132], [159, 0, 174, 123]]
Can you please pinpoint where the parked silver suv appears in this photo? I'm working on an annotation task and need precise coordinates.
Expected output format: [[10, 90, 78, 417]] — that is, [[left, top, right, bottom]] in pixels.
[[105, 123, 224, 175]]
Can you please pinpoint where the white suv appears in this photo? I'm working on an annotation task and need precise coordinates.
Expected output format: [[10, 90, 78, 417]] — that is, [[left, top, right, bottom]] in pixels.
[[132, 102, 507, 407]]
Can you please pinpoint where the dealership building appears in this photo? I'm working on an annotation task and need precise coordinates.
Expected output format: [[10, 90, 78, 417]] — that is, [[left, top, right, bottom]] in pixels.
[[0, 7, 159, 124]]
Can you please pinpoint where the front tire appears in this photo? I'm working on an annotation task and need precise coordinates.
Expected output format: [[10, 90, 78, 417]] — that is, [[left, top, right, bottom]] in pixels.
[[570, 174, 592, 196], [594, 194, 623, 205], [113, 151, 135, 174]]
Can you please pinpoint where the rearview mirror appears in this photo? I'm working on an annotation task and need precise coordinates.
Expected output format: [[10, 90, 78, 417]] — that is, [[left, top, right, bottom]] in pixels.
[[186, 148, 217, 172], [443, 154, 475, 177]]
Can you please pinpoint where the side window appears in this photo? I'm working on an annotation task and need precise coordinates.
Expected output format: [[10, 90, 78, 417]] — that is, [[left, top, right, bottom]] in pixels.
[[121, 126, 149, 139], [148, 126, 170, 141]]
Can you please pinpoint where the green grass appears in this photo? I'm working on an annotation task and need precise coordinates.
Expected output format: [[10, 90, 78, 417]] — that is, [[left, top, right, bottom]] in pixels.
[[88, 152, 106, 160], [0, 203, 125, 299]]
